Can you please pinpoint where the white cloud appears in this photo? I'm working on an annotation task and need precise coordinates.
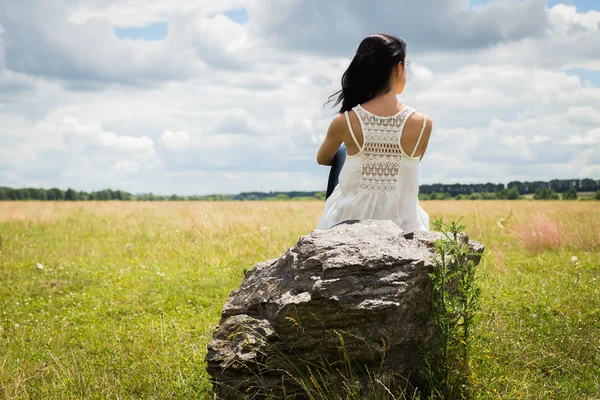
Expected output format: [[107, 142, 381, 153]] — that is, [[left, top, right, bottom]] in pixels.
[[549, 4, 600, 33], [1, 0, 600, 195], [114, 159, 140, 173], [68, 0, 247, 27], [161, 130, 190, 151], [531, 135, 551, 143], [247, 0, 549, 54], [561, 128, 600, 145], [567, 106, 600, 125], [99, 131, 154, 154], [409, 63, 434, 83]]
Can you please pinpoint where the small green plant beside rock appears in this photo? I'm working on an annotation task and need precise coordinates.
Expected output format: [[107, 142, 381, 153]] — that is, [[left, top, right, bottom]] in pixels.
[[424, 217, 483, 400]]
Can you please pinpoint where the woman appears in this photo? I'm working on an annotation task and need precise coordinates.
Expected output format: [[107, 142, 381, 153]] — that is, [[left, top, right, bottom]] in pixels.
[[316, 33, 433, 234]]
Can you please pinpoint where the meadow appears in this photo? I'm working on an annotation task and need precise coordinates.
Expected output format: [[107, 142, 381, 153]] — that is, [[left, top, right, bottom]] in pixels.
[[0, 200, 598, 399]]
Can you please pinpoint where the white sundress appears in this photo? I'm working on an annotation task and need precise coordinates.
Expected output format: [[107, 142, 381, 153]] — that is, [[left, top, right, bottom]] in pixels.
[[317, 103, 430, 234]]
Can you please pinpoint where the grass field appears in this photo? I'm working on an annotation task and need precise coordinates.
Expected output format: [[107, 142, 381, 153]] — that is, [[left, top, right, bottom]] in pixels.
[[0, 201, 599, 399]]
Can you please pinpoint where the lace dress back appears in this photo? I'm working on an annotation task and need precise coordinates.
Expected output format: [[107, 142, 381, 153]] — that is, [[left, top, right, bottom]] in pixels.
[[317, 103, 430, 234]]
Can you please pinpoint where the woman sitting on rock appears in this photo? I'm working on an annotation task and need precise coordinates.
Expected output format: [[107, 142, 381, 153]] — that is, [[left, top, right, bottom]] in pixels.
[[316, 33, 433, 234]]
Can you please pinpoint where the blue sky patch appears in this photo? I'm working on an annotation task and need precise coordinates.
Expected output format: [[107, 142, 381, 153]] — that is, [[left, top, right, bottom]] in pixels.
[[469, 0, 599, 12], [469, 0, 493, 8], [548, 0, 599, 12], [565, 68, 600, 87], [222, 8, 249, 24], [114, 21, 168, 41]]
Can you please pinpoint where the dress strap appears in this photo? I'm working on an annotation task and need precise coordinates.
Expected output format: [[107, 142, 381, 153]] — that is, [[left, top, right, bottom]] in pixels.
[[344, 111, 362, 152], [410, 113, 428, 157]]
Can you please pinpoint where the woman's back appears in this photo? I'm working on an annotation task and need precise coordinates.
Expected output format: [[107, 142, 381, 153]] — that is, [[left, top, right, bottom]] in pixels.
[[316, 102, 431, 234], [316, 33, 433, 233]]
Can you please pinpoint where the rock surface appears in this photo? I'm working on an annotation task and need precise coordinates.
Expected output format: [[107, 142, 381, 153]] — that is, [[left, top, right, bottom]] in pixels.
[[205, 219, 484, 399]]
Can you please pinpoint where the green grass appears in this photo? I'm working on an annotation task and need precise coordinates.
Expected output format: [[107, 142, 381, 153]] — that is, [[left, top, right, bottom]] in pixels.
[[0, 201, 599, 399]]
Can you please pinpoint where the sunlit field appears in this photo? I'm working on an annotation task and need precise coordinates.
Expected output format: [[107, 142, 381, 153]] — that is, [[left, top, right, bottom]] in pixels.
[[1, 201, 599, 399]]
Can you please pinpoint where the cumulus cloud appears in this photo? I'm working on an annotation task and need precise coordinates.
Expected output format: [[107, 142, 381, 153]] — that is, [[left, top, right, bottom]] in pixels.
[[0, 0, 599, 194], [247, 0, 549, 54], [68, 0, 247, 27], [114, 159, 140, 173], [567, 106, 600, 125], [409, 63, 434, 83], [561, 128, 600, 145], [0, 1, 200, 86], [161, 130, 190, 151], [549, 4, 600, 33], [99, 131, 154, 155]]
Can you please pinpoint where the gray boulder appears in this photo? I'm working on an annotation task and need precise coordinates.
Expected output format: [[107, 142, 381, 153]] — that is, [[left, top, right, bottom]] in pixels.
[[205, 219, 484, 399]]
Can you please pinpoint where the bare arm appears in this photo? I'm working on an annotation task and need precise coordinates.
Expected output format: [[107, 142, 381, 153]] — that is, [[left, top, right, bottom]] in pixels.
[[316, 114, 345, 166]]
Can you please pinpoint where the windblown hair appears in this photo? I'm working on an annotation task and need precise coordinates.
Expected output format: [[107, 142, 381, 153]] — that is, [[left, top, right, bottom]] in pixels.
[[325, 33, 407, 114]]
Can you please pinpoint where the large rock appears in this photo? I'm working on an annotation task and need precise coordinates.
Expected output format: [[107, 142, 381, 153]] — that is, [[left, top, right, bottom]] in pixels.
[[205, 219, 484, 399]]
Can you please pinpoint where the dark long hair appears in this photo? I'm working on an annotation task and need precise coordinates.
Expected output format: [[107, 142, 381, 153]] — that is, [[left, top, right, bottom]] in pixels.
[[325, 33, 407, 114]]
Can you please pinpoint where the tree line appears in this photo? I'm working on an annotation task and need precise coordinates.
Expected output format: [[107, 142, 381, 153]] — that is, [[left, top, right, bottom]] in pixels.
[[0, 187, 133, 201], [0, 187, 328, 201], [419, 178, 600, 196], [1, 178, 599, 201]]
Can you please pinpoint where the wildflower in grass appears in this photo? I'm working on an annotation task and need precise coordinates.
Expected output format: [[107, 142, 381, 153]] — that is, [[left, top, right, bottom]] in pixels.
[[571, 256, 579, 266], [37, 263, 44, 270]]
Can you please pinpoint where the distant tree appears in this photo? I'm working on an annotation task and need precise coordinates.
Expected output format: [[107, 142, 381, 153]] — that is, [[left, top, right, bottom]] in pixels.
[[14, 189, 27, 200], [581, 178, 597, 192], [429, 192, 453, 200], [496, 189, 508, 200], [24, 188, 39, 200], [33, 189, 46, 200], [595, 190, 600, 200], [506, 187, 520, 200], [65, 188, 79, 201], [93, 190, 107, 201], [533, 188, 559, 200], [507, 181, 524, 194], [2, 178, 598, 201], [562, 187, 578, 200], [314, 192, 326, 200], [47, 188, 65, 201]]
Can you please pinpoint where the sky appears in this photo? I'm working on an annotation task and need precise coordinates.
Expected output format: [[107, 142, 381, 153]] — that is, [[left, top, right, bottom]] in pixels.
[[1, 0, 599, 195]]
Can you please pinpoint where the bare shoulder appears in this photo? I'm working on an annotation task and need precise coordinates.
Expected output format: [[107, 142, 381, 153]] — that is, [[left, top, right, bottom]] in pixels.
[[331, 112, 347, 127], [404, 111, 433, 137], [327, 112, 349, 138], [401, 110, 433, 158]]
